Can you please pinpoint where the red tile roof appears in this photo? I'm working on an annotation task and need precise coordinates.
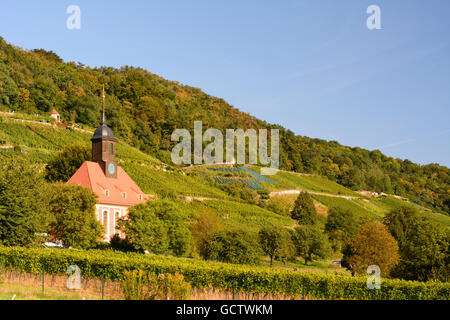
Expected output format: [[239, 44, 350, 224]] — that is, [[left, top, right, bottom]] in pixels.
[[51, 108, 60, 115], [67, 161, 147, 207]]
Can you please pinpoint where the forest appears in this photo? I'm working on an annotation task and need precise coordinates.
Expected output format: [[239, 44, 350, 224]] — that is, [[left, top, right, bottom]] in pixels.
[[0, 36, 448, 214]]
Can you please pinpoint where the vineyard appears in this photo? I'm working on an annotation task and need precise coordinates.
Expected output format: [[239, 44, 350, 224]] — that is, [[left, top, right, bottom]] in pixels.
[[1, 116, 449, 231], [0, 247, 448, 300]]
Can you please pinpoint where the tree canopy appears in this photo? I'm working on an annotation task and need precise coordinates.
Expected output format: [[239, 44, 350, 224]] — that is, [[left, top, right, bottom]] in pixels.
[[47, 183, 103, 248], [342, 221, 400, 277], [0, 156, 50, 247], [291, 192, 319, 225]]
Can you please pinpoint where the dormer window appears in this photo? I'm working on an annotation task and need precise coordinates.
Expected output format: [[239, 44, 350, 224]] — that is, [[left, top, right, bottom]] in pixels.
[[121, 192, 127, 199], [138, 194, 143, 201], [105, 190, 110, 197]]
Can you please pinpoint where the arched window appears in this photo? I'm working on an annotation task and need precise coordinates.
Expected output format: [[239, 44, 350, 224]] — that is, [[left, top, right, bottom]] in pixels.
[[103, 211, 108, 235], [110, 143, 114, 155]]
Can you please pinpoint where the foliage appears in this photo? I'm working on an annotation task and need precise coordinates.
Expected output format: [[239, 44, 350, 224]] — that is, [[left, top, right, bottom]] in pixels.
[[190, 210, 223, 256], [165, 273, 191, 300], [47, 183, 103, 248], [200, 228, 262, 265], [0, 36, 447, 213], [265, 196, 292, 216], [218, 181, 259, 204], [384, 206, 449, 282], [45, 145, 91, 182], [0, 157, 49, 246], [292, 225, 332, 265], [110, 234, 133, 252], [325, 207, 359, 252], [342, 221, 400, 277], [258, 225, 292, 267], [1, 246, 447, 300], [122, 270, 191, 300], [291, 192, 319, 226], [119, 204, 169, 254], [119, 200, 193, 257]]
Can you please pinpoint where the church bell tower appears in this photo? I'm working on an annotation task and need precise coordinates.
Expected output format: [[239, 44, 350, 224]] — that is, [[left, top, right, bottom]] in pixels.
[[91, 85, 117, 179]]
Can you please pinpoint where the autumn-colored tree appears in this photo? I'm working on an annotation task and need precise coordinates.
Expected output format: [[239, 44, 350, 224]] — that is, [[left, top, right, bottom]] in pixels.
[[291, 192, 318, 225], [342, 221, 399, 276]]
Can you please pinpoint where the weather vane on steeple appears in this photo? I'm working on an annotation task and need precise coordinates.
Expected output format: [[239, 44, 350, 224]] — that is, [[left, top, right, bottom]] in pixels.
[[101, 84, 106, 125]]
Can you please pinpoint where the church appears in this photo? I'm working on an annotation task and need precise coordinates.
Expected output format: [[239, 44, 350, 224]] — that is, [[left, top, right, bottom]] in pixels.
[[67, 88, 147, 241]]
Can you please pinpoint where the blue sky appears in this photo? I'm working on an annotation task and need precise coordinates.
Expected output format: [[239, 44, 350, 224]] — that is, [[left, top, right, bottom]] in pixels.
[[1, 0, 449, 166]]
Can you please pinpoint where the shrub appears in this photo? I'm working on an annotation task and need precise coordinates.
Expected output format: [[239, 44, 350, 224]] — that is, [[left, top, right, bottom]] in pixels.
[[122, 270, 190, 300]]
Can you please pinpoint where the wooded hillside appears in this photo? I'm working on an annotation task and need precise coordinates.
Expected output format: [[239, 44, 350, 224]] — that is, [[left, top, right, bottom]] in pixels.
[[0, 36, 448, 214]]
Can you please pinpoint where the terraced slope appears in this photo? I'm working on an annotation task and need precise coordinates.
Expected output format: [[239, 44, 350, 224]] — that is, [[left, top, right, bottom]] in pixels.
[[1, 117, 449, 229]]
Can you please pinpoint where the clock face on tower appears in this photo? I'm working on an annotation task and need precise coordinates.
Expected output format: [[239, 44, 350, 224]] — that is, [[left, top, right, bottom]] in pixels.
[[108, 163, 116, 175]]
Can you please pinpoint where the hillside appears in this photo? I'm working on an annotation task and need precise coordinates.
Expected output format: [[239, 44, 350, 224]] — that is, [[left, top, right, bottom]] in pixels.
[[1, 117, 448, 234], [0, 36, 448, 214]]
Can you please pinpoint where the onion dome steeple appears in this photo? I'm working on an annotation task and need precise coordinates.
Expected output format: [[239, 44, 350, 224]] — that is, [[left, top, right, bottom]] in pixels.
[[91, 85, 117, 179]]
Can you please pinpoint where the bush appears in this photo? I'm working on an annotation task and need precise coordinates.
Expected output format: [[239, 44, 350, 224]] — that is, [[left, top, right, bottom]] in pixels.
[[122, 270, 191, 300], [265, 197, 292, 216]]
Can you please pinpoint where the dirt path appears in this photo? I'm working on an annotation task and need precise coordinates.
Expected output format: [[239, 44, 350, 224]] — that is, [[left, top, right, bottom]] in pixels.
[[269, 189, 365, 200]]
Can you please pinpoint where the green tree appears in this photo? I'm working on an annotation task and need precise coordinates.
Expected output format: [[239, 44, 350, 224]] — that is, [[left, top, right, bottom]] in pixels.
[[342, 221, 399, 276], [292, 225, 332, 265], [119, 200, 193, 256], [325, 207, 359, 252], [45, 145, 91, 182], [258, 225, 291, 267], [200, 228, 261, 265], [291, 192, 318, 225], [0, 157, 49, 246], [47, 183, 103, 248], [147, 200, 193, 256], [119, 203, 169, 254], [191, 210, 223, 256], [384, 206, 449, 282]]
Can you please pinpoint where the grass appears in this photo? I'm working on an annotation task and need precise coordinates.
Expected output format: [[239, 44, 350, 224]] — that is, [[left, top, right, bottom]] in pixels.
[[0, 283, 103, 300], [311, 195, 381, 220], [254, 167, 363, 197]]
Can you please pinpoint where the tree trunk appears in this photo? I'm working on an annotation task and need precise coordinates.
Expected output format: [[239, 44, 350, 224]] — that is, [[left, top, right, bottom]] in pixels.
[[270, 254, 274, 268]]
